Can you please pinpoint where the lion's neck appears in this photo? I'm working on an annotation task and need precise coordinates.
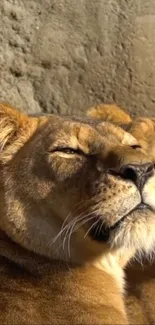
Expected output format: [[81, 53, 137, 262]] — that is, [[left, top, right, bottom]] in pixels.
[[0, 228, 129, 295], [0, 205, 110, 265], [0, 203, 134, 294]]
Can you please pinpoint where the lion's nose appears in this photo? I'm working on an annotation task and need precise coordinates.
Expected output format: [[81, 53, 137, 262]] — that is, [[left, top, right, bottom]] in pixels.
[[119, 162, 154, 190]]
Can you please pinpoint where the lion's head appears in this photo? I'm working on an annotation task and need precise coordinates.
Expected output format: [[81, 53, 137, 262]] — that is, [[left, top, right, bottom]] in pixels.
[[0, 104, 155, 271]]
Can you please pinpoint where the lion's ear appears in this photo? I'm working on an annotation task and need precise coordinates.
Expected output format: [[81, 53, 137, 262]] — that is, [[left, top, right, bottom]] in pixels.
[[87, 104, 132, 125], [0, 103, 39, 164], [0, 103, 30, 152]]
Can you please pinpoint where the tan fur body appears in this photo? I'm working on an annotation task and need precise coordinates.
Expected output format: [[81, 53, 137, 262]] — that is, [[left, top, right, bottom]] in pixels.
[[126, 261, 155, 325], [1, 103, 155, 324]]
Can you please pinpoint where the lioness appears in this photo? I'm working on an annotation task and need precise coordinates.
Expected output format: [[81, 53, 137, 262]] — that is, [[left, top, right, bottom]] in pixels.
[[0, 104, 155, 324], [88, 103, 155, 324]]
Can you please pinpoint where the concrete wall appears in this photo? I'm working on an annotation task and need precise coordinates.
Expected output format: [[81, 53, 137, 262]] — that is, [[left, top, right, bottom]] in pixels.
[[1, 0, 155, 117]]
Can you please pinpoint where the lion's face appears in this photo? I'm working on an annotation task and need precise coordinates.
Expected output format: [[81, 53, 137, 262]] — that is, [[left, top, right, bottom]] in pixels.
[[1, 105, 155, 266]]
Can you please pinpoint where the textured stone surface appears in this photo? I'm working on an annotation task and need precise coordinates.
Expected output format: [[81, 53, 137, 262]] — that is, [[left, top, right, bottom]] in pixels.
[[0, 0, 155, 116]]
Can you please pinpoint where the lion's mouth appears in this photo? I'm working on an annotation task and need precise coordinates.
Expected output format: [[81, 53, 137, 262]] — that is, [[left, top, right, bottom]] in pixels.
[[89, 203, 150, 243]]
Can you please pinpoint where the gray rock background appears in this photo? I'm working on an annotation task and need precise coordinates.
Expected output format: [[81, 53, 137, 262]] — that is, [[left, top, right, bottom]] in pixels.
[[0, 0, 155, 117]]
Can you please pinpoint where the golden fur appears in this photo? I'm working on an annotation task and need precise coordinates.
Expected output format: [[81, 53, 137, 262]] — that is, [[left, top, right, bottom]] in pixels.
[[87, 103, 155, 324], [87, 103, 155, 155], [1, 103, 155, 324], [87, 104, 132, 125]]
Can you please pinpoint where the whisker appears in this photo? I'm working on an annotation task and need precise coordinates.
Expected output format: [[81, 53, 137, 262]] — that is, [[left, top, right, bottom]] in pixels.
[[50, 214, 78, 246], [51, 201, 89, 246], [84, 218, 100, 238], [62, 213, 85, 250], [65, 211, 100, 259], [50, 207, 102, 262], [63, 213, 90, 255], [49, 212, 93, 259], [66, 213, 97, 258]]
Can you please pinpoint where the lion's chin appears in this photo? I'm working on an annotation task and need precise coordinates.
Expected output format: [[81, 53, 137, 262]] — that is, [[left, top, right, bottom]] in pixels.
[[89, 204, 155, 255], [110, 207, 155, 256]]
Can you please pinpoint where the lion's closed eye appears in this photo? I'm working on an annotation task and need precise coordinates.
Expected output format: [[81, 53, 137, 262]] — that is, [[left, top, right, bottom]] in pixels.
[[130, 144, 142, 150], [49, 147, 86, 159], [50, 147, 84, 155]]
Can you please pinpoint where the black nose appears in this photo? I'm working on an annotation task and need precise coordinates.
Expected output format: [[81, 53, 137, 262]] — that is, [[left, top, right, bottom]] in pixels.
[[119, 162, 154, 190]]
